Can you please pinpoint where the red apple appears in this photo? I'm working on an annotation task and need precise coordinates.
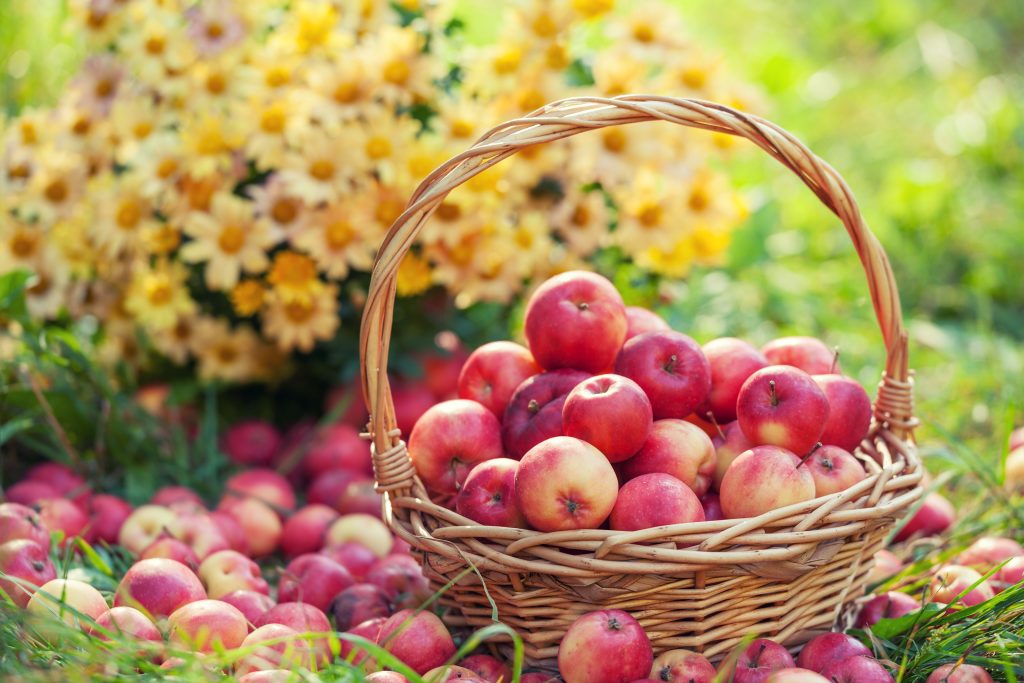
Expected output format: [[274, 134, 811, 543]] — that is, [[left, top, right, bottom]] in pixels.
[[957, 536, 1024, 569], [81, 493, 133, 545], [139, 536, 201, 571], [3, 480, 59, 506], [737, 366, 830, 455], [150, 485, 206, 509], [929, 565, 994, 607], [766, 669, 830, 683], [516, 436, 619, 531], [408, 399, 505, 495], [217, 497, 283, 557], [307, 470, 360, 509], [459, 653, 513, 682], [25, 462, 86, 497], [114, 558, 207, 618], [926, 663, 994, 683], [90, 606, 162, 644], [322, 541, 379, 581], [857, 591, 920, 627], [222, 420, 282, 467], [805, 445, 865, 497], [712, 421, 755, 491], [336, 478, 383, 516], [365, 673, 409, 683], [720, 446, 816, 519], [819, 656, 893, 683], [701, 492, 724, 521], [796, 633, 871, 673], [868, 549, 904, 584], [224, 469, 296, 513], [0, 502, 51, 550], [893, 493, 955, 542], [27, 578, 108, 634], [365, 554, 431, 610], [423, 666, 489, 682], [621, 419, 716, 497], [303, 423, 372, 479], [331, 583, 393, 631], [221, 590, 276, 626], [278, 553, 354, 612], [421, 332, 469, 400], [167, 598, 248, 652], [118, 504, 177, 554], [392, 381, 438, 437], [1005, 447, 1024, 491], [210, 510, 249, 555], [281, 505, 340, 558], [812, 375, 873, 452], [624, 306, 670, 340], [614, 330, 712, 420], [725, 639, 796, 683], [36, 497, 88, 544], [610, 473, 704, 531], [762, 337, 837, 375], [562, 374, 654, 462], [342, 616, 387, 665], [458, 341, 541, 419], [455, 458, 526, 527], [0, 539, 57, 607], [524, 270, 627, 374], [377, 608, 457, 675], [167, 512, 231, 560], [326, 513, 393, 557], [253, 601, 333, 664], [236, 623, 315, 675], [994, 556, 1024, 592], [326, 386, 370, 429], [684, 412, 720, 439], [701, 337, 769, 423], [557, 610, 652, 683], [650, 648, 716, 683], [502, 369, 590, 459], [198, 549, 270, 599]]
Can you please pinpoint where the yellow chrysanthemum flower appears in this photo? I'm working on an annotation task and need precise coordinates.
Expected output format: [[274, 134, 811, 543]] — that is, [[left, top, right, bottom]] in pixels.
[[262, 282, 340, 352], [396, 252, 433, 297], [267, 250, 323, 305], [193, 317, 262, 383], [231, 280, 267, 317], [124, 259, 196, 331]]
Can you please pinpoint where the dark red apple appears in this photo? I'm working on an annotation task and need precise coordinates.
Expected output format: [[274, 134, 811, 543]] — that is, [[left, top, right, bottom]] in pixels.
[[81, 493, 133, 545], [459, 653, 513, 682], [25, 462, 86, 497], [562, 374, 653, 462], [331, 583, 393, 631], [796, 633, 871, 673], [812, 375, 872, 452], [408, 399, 504, 495], [736, 365, 830, 455], [502, 369, 590, 459], [377, 608, 457, 675], [307, 470, 360, 509], [893, 493, 955, 542], [303, 423, 372, 479], [277, 553, 354, 612], [281, 505, 340, 558], [701, 337, 769, 423], [3, 481, 59, 506], [322, 541, 379, 581], [455, 458, 526, 527], [701, 492, 724, 521], [392, 381, 438, 437], [221, 420, 282, 467], [458, 341, 541, 419], [365, 554, 431, 610], [614, 330, 711, 420], [857, 591, 920, 628], [726, 639, 796, 683]]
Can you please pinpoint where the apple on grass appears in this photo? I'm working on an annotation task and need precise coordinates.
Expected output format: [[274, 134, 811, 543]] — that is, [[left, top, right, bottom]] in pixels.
[[515, 436, 619, 532], [993, 556, 1024, 592], [765, 669, 830, 683], [25, 462, 86, 497], [929, 565, 994, 608], [303, 423, 372, 479], [621, 419, 716, 497], [236, 623, 315, 675], [221, 420, 282, 467], [736, 366, 830, 456], [614, 330, 712, 420], [336, 478, 384, 516], [198, 549, 269, 599], [35, 498, 88, 545], [0, 539, 57, 607], [151, 486, 206, 509], [326, 513, 394, 557], [408, 400, 505, 496], [562, 374, 654, 462], [502, 369, 590, 459], [701, 337, 769, 423], [523, 270, 628, 374], [458, 341, 541, 419], [3, 481, 59, 506], [649, 648, 716, 683], [459, 653, 513, 682], [812, 375, 873, 452], [957, 536, 1024, 569], [857, 591, 920, 627], [804, 445, 866, 497], [139, 536, 201, 571], [724, 638, 796, 683], [254, 602, 333, 665], [0, 503, 51, 550], [762, 337, 837, 375], [454, 458, 526, 527], [796, 632, 871, 672], [27, 579, 108, 640], [322, 541, 380, 581], [306, 470, 360, 509], [89, 606, 162, 644], [332, 583, 393, 631], [210, 510, 249, 555], [366, 554, 431, 610], [624, 306, 670, 340], [365, 672, 410, 682], [217, 497, 283, 557], [926, 663, 994, 683], [281, 504, 340, 558], [81, 493, 133, 545], [392, 381, 440, 438], [719, 446, 817, 519], [342, 616, 387, 666], [819, 656, 894, 683], [557, 610, 652, 683], [167, 599, 248, 652], [610, 474, 704, 531], [114, 558, 207, 619], [277, 553, 354, 612], [377, 609, 457, 675], [712, 421, 755, 491], [422, 666, 488, 682], [118, 504, 177, 555], [167, 512, 232, 560], [223, 469, 296, 513], [893, 493, 955, 542], [222, 590, 276, 626], [868, 549, 905, 584]]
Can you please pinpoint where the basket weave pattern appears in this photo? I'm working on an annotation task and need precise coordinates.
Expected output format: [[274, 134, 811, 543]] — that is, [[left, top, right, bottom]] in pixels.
[[359, 95, 924, 665]]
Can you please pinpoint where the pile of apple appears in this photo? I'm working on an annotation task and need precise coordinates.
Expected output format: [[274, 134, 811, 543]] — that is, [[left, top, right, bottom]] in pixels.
[[408, 270, 878, 534]]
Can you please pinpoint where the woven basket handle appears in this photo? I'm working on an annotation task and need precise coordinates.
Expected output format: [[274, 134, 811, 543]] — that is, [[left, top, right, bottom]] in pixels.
[[360, 95, 913, 496]]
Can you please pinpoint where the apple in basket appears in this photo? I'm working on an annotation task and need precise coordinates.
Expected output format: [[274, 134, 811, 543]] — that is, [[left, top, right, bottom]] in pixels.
[[812, 374, 873, 452], [736, 365, 830, 456], [700, 337, 769, 423], [455, 458, 526, 527], [457, 340, 541, 419], [610, 473, 705, 531], [804, 445, 866, 497], [523, 270, 628, 374], [557, 610, 653, 683], [712, 421, 755, 491], [719, 446, 817, 519], [562, 374, 654, 463], [762, 336, 837, 375], [502, 369, 591, 459], [620, 419, 716, 497], [624, 305, 670, 340], [614, 330, 712, 420], [408, 399, 505, 495]]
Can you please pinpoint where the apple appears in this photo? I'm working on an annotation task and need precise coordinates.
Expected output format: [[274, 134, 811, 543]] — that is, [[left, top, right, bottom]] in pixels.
[[562, 374, 654, 462], [720, 446, 817, 518], [336, 478, 383, 516], [929, 565, 994, 607], [322, 541, 380, 581], [81, 493, 133, 545], [516, 436, 619, 531], [198, 549, 270, 599], [238, 673, 295, 683], [762, 337, 837, 375], [222, 420, 282, 467], [0, 502, 51, 550], [326, 385, 371, 429], [712, 421, 755, 491], [624, 306, 670, 340], [796, 632, 871, 672], [167, 512, 232, 560], [409, 399, 505, 495], [0, 539, 57, 607], [139, 536, 201, 571], [377, 608, 457, 675], [621, 419, 716, 497], [524, 270, 627, 374], [455, 458, 526, 527], [222, 590, 277, 626], [736, 366, 830, 456], [614, 330, 712, 420], [958, 536, 1024, 569], [458, 341, 541, 418], [421, 333, 469, 400], [460, 653, 513, 682], [118, 504, 177, 555], [236, 623, 315, 675], [926, 663, 994, 683], [819, 656, 893, 683], [326, 513, 394, 557], [331, 583, 393, 630], [224, 469, 296, 513], [811, 375, 873, 452], [685, 412, 720, 439], [701, 493, 724, 521], [502, 369, 590, 459], [857, 591, 920, 627], [1005, 447, 1024, 491], [35, 497, 88, 544], [342, 616, 387, 665], [278, 553, 355, 611], [281, 505, 340, 558], [610, 473, 704, 531], [868, 549, 904, 584], [303, 423, 372, 479], [210, 510, 250, 555], [1011, 427, 1024, 452], [392, 381, 439, 437], [557, 609, 652, 683], [365, 554, 431, 610], [27, 578, 108, 635], [217, 497, 283, 557], [167, 598, 248, 652], [365, 672, 409, 682], [701, 338, 769, 423], [3, 480, 59, 506], [255, 601, 331, 633], [765, 669, 830, 683], [25, 462, 86, 497], [151, 486, 206, 509], [307, 470, 360, 509], [422, 666, 488, 682], [114, 558, 207, 618], [89, 606, 162, 644], [993, 556, 1024, 592], [893, 493, 955, 542], [649, 648, 716, 683], [805, 445, 865, 497], [725, 638, 796, 683]]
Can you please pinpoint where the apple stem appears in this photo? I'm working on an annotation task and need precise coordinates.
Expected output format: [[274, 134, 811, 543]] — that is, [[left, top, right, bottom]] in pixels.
[[797, 442, 822, 469], [578, 301, 589, 311], [664, 354, 678, 373], [707, 411, 725, 439], [527, 399, 540, 415], [768, 380, 778, 407], [750, 642, 767, 668], [830, 346, 841, 374]]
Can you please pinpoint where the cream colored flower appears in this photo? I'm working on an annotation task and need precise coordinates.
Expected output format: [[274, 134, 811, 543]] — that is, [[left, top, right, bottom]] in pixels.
[[90, 172, 162, 259], [279, 128, 361, 204], [262, 282, 340, 353], [181, 192, 277, 291], [291, 200, 378, 279], [124, 259, 196, 331], [192, 317, 262, 383], [362, 26, 436, 106]]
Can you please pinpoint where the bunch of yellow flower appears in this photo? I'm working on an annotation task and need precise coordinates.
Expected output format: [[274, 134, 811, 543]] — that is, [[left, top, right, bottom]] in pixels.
[[0, 0, 751, 383]]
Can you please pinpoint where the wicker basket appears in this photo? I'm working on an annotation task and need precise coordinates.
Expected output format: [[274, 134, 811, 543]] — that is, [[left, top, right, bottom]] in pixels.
[[359, 95, 924, 667]]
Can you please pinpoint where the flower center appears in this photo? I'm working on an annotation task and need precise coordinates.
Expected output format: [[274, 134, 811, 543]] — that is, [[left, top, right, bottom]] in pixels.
[[95, 77, 116, 99], [382, 60, 410, 85], [689, 185, 709, 212], [450, 119, 473, 138], [215, 343, 238, 363], [638, 203, 663, 227], [309, 159, 335, 181], [218, 226, 246, 254], [116, 200, 143, 229], [436, 202, 461, 222], [284, 300, 315, 323], [325, 220, 354, 250], [602, 128, 626, 153], [632, 22, 655, 43], [265, 66, 290, 88], [271, 198, 299, 225], [333, 81, 359, 103], [260, 105, 286, 133], [145, 35, 166, 55], [206, 72, 227, 94], [365, 136, 391, 160], [571, 204, 590, 226], [205, 21, 225, 39], [270, 252, 317, 286], [133, 121, 154, 139], [10, 232, 38, 258], [147, 280, 173, 306], [44, 179, 68, 203], [157, 157, 179, 179]]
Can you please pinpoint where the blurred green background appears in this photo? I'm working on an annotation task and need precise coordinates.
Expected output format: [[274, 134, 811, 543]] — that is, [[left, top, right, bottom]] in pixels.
[[3, 0, 1023, 489]]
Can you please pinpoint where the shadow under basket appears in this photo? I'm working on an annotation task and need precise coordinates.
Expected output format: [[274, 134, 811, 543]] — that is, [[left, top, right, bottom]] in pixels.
[[359, 94, 924, 668]]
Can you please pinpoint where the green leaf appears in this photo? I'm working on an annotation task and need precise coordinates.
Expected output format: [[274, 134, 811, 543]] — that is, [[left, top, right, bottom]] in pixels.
[[0, 415, 35, 448], [0, 269, 31, 321], [868, 602, 943, 640]]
